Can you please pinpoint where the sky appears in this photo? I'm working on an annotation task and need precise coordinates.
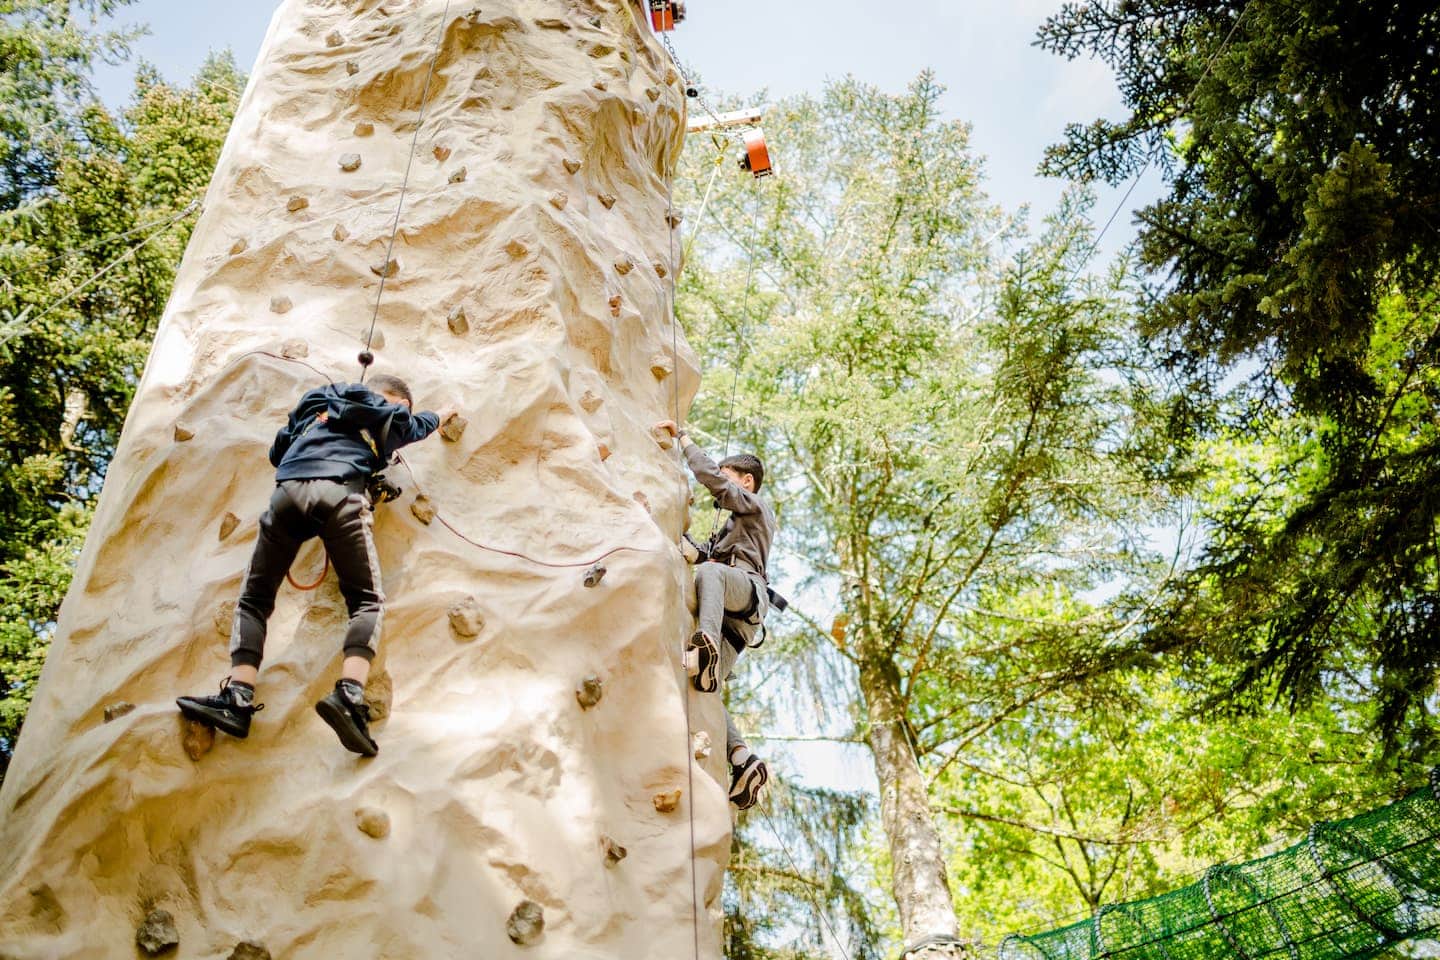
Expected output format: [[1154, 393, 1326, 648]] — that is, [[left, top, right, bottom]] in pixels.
[[89, 0, 1162, 795]]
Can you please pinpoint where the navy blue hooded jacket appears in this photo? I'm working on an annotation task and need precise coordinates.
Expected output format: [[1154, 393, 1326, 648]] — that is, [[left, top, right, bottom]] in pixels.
[[269, 383, 440, 483]]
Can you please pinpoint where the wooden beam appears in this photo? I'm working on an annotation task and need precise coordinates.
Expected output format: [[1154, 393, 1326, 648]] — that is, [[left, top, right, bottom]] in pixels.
[[686, 107, 764, 134]]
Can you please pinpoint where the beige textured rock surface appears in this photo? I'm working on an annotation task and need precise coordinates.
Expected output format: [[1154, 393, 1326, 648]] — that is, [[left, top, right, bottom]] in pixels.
[[0, 1, 727, 958]]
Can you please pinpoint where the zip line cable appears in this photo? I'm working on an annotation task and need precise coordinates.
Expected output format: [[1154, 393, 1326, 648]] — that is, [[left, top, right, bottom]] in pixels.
[[1, 199, 201, 349], [8, 193, 204, 268], [359, 0, 452, 382], [1060, 2, 1252, 288]]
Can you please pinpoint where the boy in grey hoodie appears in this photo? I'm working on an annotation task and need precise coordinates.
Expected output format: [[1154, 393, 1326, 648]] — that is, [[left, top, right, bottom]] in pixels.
[[655, 419, 775, 809], [178, 374, 451, 756]]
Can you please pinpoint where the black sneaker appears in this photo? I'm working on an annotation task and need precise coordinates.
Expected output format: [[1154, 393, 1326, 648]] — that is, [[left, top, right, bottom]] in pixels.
[[688, 630, 720, 693], [315, 679, 379, 757], [728, 755, 769, 810], [176, 680, 263, 739]]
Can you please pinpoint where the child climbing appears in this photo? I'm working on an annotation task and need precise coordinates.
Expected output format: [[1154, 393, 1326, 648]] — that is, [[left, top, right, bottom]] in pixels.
[[654, 419, 776, 810], [177, 375, 453, 756]]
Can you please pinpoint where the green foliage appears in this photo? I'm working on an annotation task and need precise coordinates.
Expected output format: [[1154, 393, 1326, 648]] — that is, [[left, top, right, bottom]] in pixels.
[[0, 1, 242, 761], [1036, 0, 1440, 757]]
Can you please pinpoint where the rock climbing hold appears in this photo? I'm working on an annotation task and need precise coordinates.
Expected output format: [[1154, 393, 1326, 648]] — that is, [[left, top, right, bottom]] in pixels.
[[534, 17, 569, 30], [214, 600, 236, 636], [104, 702, 136, 723], [355, 807, 391, 839], [364, 670, 392, 722], [174, 423, 195, 442], [410, 495, 435, 525], [613, 257, 633, 274], [358, 328, 386, 350], [608, 294, 622, 317], [563, 157, 582, 174], [270, 296, 293, 315], [506, 900, 545, 946], [692, 730, 712, 759], [592, 80, 607, 91], [219, 512, 241, 540], [649, 354, 674, 379], [602, 835, 628, 865], [597, 441, 612, 461], [228, 238, 247, 256], [183, 718, 215, 761], [633, 490, 651, 513], [136, 909, 179, 956], [598, 193, 617, 209], [433, 144, 451, 162], [588, 15, 602, 28], [227, 942, 271, 960], [579, 389, 603, 413], [505, 238, 529, 258], [353, 121, 374, 137], [653, 789, 682, 813], [281, 338, 308, 359], [665, 208, 683, 228], [339, 153, 362, 172], [286, 196, 309, 213], [665, 67, 678, 84], [583, 563, 607, 587], [653, 260, 668, 278], [333, 223, 350, 241], [325, 30, 344, 47], [448, 596, 484, 640], [448, 166, 467, 184], [358, 350, 375, 367], [370, 258, 399, 278], [549, 191, 568, 210], [346, 61, 359, 76], [440, 412, 468, 442], [645, 86, 661, 102], [575, 675, 603, 709], [447, 304, 469, 335]]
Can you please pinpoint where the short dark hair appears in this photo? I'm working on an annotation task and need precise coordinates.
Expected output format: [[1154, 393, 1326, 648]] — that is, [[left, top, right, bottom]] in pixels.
[[721, 453, 764, 492], [368, 374, 413, 407]]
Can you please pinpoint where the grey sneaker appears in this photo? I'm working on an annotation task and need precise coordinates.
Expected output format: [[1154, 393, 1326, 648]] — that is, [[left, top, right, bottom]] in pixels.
[[728, 755, 769, 809], [688, 630, 720, 693], [315, 679, 378, 757]]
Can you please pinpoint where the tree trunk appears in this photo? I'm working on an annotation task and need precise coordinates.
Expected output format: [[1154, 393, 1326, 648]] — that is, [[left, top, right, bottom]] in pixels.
[[858, 642, 961, 952]]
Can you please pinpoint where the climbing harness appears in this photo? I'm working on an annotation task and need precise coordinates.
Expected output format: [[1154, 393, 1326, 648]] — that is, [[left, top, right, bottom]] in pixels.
[[358, 0, 452, 382]]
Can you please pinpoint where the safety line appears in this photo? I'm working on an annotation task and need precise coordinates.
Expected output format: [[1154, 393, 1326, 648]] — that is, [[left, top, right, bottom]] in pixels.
[[758, 803, 857, 960], [360, 0, 453, 382], [653, 24, 705, 960], [683, 151, 729, 264]]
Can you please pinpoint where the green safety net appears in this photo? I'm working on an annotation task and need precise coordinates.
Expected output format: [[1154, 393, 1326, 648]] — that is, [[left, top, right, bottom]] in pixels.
[[999, 769, 1440, 960]]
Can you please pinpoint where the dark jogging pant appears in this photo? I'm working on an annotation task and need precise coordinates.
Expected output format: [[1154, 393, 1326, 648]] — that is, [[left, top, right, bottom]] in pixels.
[[228, 478, 384, 669]]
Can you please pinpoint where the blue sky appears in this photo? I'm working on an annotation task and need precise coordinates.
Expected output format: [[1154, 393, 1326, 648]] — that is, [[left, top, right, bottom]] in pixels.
[[92, 0, 1160, 256]]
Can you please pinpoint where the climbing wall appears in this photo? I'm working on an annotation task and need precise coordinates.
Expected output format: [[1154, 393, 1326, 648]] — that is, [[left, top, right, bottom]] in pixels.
[[0, 1, 730, 957]]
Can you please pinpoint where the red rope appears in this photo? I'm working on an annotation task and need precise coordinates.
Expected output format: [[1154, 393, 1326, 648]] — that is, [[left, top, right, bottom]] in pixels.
[[286, 553, 329, 590]]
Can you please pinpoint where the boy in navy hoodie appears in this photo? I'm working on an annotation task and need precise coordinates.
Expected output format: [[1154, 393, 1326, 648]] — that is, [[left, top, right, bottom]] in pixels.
[[177, 374, 451, 756]]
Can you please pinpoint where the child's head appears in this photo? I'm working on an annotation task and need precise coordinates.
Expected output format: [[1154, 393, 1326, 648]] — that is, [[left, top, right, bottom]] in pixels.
[[720, 453, 764, 493], [368, 374, 413, 410]]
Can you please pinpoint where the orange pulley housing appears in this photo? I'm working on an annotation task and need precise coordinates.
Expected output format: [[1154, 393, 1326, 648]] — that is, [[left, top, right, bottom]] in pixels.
[[738, 128, 773, 179], [650, 0, 686, 31]]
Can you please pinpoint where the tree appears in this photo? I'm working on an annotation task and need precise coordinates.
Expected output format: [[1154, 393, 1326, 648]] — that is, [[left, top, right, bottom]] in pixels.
[[1036, 0, 1440, 762], [677, 74, 1165, 955], [0, 1, 243, 762]]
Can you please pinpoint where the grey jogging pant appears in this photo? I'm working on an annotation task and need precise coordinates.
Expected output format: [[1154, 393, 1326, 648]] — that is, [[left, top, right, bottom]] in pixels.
[[229, 478, 384, 669], [695, 562, 768, 759]]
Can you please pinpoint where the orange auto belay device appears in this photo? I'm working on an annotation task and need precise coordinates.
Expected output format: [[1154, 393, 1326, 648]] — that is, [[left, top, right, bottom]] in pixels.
[[738, 128, 773, 178], [650, 0, 686, 31]]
